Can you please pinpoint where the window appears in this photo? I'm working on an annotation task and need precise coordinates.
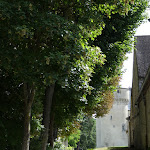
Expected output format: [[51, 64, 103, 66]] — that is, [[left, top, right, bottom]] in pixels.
[[117, 90, 121, 94], [122, 124, 126, 132], [110, 116, 112, 120]]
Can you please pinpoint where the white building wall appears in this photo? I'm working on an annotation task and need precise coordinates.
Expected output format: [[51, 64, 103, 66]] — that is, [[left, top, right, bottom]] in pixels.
[[96, 88, 130, 148]]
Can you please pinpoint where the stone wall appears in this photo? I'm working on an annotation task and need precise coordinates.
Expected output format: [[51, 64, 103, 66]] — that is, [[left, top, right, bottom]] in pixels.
[[130, 77, 150, 150], [96, 88, 130, 148], [146, 87, 150, 148], [129, 36, 150, 150]]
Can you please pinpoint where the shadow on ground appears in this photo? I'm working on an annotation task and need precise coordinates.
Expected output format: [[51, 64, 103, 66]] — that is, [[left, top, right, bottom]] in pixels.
[[95, 147, 134, 150], [109, 147, 133, 150]]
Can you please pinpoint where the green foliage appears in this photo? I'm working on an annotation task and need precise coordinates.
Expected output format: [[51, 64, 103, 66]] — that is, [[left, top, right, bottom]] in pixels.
[[68, 129, 81, 148], [0, 1, 82, 84], [79, 116, 96, 150], [30, 137, 41, 150], [84, 0, 148, 117], [0, 69, 23, 149], [0, 0, 149, 149], [31, 116, 43, 138], [53, 140, 65, 149]]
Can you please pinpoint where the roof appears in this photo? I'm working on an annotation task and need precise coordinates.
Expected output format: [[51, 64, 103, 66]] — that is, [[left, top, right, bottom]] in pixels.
[[135, 35, 150, 79]]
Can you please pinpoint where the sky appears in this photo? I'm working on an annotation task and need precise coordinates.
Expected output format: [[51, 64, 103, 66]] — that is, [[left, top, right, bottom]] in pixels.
[[120, 8, 150, 88]]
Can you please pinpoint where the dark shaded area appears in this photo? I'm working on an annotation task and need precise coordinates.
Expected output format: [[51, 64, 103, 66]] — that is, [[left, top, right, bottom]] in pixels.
[[108, 147, 134, 150]]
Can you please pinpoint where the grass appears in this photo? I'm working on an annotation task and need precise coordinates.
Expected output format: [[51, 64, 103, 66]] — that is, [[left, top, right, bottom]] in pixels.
[[94, 147, 108, 150]]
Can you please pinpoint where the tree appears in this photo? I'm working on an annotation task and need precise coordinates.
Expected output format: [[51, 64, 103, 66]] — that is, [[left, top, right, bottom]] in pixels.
[[0, 69, 23, 149], [0, 1, 82, 149], [79, 116, 96, 150], [84, 0, 148, 117], [0, 1, 104, 149], [0, 0, 148, 149], [68, 129, 81, 148]]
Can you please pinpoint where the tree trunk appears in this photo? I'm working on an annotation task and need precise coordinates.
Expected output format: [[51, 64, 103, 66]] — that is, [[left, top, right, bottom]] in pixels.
[[22, 83, 35, 150], [49, 112, 55, 148], [76, 141, 80, 150], [53, 128, 58, 141], [41, 84, 55, 150]]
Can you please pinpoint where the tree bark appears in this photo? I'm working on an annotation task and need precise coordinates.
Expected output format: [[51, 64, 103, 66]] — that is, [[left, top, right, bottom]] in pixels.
[[22, 83, 35, 150], [41, 84, 55, 150], [49, 112, 55, 148], [76, 141, 80, 150]]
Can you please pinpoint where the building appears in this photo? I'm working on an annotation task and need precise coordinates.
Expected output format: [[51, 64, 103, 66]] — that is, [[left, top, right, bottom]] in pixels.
[[129, 35, 150, 150], [96, 88, 130, 148]]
